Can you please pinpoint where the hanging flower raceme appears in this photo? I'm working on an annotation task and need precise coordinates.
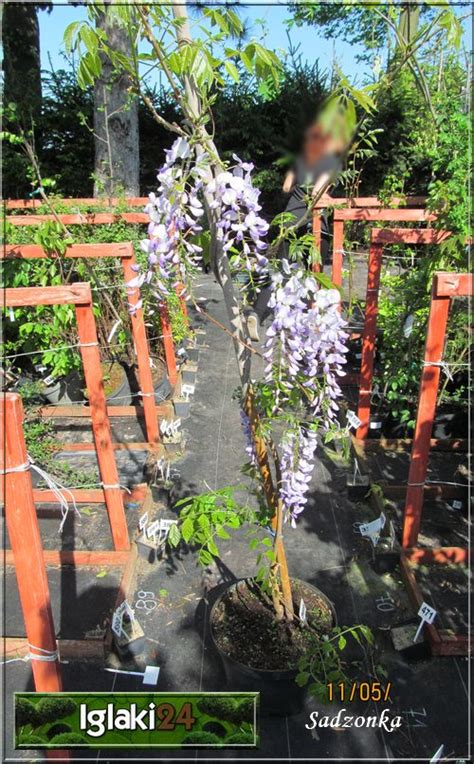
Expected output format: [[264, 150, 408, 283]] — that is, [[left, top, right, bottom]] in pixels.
[[239, 410, 258, 468], [141, 137, 205, 296], [207, 154, 270, 282], [280, 426, 318, 527], [262, 262, 349, 524]]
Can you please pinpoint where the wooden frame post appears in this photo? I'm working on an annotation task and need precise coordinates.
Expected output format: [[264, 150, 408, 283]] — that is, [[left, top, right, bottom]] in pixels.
[[159, 299, 179, 387], [402, 272, 472, 548], [332, 218, 344, 287], [312, 211, 322, 273], [121, 250, 160, 443], [5, 284, 130, 551], [355, 242, 383, 439], [1, 393, 63, 692]]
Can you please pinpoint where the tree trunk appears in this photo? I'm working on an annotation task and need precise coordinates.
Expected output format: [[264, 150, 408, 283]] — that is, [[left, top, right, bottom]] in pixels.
[[93, 1, 139, 197], [2, 2, 42, 124]]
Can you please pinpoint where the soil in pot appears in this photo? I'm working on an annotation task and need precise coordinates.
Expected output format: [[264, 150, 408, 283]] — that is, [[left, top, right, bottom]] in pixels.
[[211, 578, 333, 672]]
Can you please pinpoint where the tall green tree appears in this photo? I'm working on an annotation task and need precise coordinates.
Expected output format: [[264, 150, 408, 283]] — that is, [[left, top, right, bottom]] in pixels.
[[2, 2, 43, 123]]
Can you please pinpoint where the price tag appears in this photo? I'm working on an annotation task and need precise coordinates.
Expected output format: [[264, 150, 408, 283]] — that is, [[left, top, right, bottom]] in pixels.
[[359, 512, 386, 546], [299, 598, 307, 626], [414, 602, 437, 642], [347, 410, 362, 430]]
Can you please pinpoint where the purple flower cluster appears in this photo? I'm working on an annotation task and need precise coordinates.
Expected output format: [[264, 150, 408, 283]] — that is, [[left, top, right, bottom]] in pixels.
[[207, 155, 270, 279], [263, 262, 349, 523], [142, 137, 205, 295], [239, 410, 258, 467], [280, 426, 318, 527], [264, 263, 348, 426]]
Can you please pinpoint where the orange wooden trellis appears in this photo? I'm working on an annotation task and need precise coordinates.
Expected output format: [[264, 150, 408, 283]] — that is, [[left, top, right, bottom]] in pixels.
[[6, 212, 179, 387], [398, 272, 472, 656], [3, 241, 163, 444], [4, 283, 130, 551], [1, 392, 141, 671], [356, 227, 451, 439], [330, 207, 436, 287]]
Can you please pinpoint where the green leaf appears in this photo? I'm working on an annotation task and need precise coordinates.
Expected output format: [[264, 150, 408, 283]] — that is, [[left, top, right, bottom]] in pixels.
[[338, 635, 347, 650], [96, 570, 107, 578], [167, 523, 181, 547], [295, 672, 309, 687], [181, 516, 194, 544], [224, 60, 239, 84]]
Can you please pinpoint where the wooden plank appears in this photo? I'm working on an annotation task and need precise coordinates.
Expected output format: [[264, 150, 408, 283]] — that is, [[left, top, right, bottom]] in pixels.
[[1, 638, 105, 661], [431, 634, 472, 656], [121, 251, 161, 444], [353, 437, 468, 453], [159, 300, 178, 386], [5, 282, 92, 307], [386, 484, 466, 500], [371, 227, 450, 244], [312, 212, 322, 273], [403, 547, 471, 565], [402, 289, 451, 548], [2, 242, 134, 260], [335, 208, 434, 222], [75, 302, 130, 551], [356, 244, 383, 438], [6, 212, 148, 226], [5, 550, 131, 567], [1, 394, 63, 692], [434, 272, 473, 298], [6, 197, 148, 210], [39, 402, 173, 418], [0, 484, 148, 506], [56, 441, 161, 453], [7, 195, 426, 211]]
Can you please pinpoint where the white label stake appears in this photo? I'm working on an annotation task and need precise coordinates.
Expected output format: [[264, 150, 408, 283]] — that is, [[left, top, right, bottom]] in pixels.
[[299, 598, 307, 626], [359, 513, 386, 547], [414, 602, 437, 642], [347, 410, 362, 430], [429, 744, 444, 763]]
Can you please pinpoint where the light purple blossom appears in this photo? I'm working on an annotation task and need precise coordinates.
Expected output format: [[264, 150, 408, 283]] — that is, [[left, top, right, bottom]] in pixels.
[[280, 426, 318, 527], [240, 410, 257, 467]]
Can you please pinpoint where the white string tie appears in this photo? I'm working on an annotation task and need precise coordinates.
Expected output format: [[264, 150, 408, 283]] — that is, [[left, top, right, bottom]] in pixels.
[[423, 361, 454, 382], [3, 643, 64, 665], [102, 483, 131, 494]]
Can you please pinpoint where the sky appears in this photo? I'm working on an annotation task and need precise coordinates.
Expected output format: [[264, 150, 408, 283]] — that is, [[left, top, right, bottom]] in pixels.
[[38, 3, 372, 85]]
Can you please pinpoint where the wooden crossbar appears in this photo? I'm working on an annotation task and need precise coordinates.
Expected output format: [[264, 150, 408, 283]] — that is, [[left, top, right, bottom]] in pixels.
[[6, 212, 148, 225], [330, 209, 434, 287]]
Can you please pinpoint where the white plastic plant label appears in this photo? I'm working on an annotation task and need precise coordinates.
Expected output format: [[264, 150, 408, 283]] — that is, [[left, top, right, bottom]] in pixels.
[[429, 744, 444, 763], [142, 665, 160, 685], [369, 420, 383, 430], [347, 410, 362, 430], [414, 602, 437, 642], [359, 512, 386, 546], [138, 512, 148, 531], [452, 500, 462, 510], [181, 383, 195, 401], [403, 314, 415, 338], [147, 520, 161, 543], [112, 600, 134, 638], [299, 598, 307, 625]]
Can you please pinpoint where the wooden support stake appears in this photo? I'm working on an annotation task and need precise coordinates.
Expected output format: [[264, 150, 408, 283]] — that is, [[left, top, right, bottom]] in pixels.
[[356, 243, 383, 438], [312, 212, 322, 273], [1, 394, 63, 692]]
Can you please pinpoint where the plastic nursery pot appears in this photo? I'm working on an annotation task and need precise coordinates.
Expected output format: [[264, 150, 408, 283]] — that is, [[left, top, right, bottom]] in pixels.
[[371, 538, 399, 575], [346, 474, 370, 500], [113, 619, 146, 659], [154, 376, 173, 403], [390, 618, 431, 661], [41, 371, 86, 405], [103, 361, 132, 405], [209, 578, 336, 717], [173, 399, 191, 419], [135, 533, 166, 564]]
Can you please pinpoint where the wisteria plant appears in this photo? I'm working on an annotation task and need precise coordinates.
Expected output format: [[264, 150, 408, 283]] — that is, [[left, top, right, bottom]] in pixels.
[[66, 0, 457, 624], [140, 134, 349, 622]]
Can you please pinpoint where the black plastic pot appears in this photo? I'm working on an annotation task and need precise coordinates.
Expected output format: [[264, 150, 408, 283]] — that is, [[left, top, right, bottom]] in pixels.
[[42, 371, 85, 405], [209, 578, 336, 716], [347, 474, 370, 500]]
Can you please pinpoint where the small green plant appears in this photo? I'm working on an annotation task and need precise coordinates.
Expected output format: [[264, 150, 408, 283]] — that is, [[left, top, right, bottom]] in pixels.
[[295, 624, 374, 703]]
